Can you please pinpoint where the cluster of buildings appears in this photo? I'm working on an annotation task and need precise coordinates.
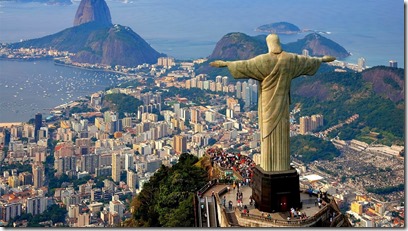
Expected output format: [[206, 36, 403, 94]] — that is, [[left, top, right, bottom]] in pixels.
[[348, 195, 404, 227], [299, 114, 324, 135], [0, 55, 404, 227], [0, 46, 72, 60], [184, 75, 258, 108]]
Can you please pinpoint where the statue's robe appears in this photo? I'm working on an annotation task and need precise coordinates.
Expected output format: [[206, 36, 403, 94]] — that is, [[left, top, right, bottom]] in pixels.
[[227, 52, 322, 171]]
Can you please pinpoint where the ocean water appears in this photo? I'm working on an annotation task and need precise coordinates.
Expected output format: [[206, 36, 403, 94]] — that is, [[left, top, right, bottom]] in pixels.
[[0, 60, 123, 122], [0, 0, 404, 122]]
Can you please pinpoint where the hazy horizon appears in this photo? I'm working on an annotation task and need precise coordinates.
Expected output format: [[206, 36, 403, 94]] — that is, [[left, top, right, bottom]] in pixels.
[[0, 0, 404, 66]]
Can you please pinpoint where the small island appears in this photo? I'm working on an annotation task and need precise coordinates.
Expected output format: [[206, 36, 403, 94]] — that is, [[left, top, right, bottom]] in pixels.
[[256, 21, 301, 34]]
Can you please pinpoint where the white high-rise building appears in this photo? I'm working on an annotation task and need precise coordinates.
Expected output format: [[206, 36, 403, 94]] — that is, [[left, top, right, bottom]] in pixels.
[[236, 82, 242, 99], [222, 76, 229, 86], [26, 196, 48, 216], [127, 170, 138, 192], [302, 49, 309, 56], [68, 204, 80, 219], [173, 103, 181, 118], [389, 60, 398, 68], [244, 86, 251, 107], [109, 196, 124, 218], [112, 153, 121, 183], [241, 81, 248, 100], [124, 153, 134, 171], [357, 57, 366, 72], [215, 75, 222, 83], [251, 83, 258, 105], [0, 202, 22, 222], [32, 164, 44, 189]]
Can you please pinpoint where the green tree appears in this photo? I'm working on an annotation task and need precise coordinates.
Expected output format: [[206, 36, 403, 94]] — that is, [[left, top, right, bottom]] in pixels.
[[124, 153, 208, 227], [104, 93, 143, 117]]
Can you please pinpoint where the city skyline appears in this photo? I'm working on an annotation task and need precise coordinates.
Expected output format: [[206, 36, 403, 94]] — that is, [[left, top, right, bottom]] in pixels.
[[0, 0, 404, 228]]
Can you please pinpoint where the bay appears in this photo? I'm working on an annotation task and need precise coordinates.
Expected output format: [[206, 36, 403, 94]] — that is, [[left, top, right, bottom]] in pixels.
[[0, 0, 404, 122], [0, 60, 123, 122]]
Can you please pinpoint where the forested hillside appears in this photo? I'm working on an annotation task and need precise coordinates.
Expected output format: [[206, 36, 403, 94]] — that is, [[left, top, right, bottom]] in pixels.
[[291, 66, 404, 145]]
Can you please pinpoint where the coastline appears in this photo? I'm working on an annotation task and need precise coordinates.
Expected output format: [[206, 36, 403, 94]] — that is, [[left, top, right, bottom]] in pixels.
[[54, 61, 127, 75], [0, 57, 54, 62]]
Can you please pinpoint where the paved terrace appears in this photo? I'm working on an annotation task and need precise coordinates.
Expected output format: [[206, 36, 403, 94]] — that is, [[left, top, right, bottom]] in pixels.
[[203, 183, 339, 227]]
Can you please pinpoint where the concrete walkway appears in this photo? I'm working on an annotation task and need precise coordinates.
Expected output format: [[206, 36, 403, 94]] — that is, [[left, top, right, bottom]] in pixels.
[[205, 183, 324, 223]]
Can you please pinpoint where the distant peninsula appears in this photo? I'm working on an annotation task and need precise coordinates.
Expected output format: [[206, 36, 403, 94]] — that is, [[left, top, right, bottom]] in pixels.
[[7, 0, 163, 67], [256, 22, 301, 34]]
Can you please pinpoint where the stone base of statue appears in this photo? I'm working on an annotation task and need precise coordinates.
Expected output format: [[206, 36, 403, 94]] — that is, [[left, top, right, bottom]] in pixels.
[[251, 165, 301, 213]]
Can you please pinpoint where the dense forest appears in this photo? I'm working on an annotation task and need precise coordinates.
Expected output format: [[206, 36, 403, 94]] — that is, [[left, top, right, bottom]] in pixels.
[[123, 153, 208, 227]]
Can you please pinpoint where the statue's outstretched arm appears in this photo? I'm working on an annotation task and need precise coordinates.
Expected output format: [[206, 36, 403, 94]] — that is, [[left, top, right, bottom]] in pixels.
[[321, 56, 336, 62], [210, 60, 228, 68]]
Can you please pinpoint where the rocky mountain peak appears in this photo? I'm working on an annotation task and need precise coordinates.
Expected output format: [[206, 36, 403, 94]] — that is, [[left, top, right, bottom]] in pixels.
[[73, 0, 112, 27]]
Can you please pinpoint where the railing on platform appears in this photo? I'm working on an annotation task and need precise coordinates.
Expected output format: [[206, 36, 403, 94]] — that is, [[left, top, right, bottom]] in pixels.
[[238, 203, 330, 227], [197, 180, 217, 197], [330, 213, 344, 227], [213, 163, 244, 181]]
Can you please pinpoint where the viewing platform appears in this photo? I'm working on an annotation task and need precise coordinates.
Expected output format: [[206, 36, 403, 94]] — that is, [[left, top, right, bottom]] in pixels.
[[197, 181, 350, 227]]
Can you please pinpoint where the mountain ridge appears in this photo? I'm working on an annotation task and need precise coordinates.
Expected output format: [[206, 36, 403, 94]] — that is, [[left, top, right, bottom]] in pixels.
[[208, 32, 350, 61]]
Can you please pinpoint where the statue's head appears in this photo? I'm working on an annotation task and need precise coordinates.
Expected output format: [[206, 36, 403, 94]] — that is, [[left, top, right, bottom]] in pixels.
[[266, 34, 282, 54]]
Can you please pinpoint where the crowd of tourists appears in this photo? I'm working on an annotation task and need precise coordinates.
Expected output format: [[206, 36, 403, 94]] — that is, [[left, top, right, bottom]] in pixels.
[[207, 147, 256, 185]]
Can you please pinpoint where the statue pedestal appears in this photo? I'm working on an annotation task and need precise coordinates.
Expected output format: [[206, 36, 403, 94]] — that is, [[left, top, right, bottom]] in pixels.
[[251, 165, 301, 213]]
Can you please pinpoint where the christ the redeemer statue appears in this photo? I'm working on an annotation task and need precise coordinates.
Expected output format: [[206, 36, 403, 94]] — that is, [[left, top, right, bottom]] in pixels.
[[210, 34, 335, 172]]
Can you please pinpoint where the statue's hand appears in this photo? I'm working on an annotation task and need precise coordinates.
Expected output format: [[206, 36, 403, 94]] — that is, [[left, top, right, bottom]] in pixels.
[[321, 56, 336, 62], [210, 60, 228, 67]]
